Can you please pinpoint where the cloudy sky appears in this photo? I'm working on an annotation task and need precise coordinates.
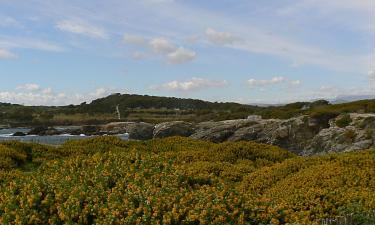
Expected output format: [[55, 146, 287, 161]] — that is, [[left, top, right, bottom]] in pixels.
[[1, 0, 375, 105]]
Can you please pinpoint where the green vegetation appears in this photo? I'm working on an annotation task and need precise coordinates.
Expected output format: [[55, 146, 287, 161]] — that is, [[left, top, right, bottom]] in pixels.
[[335, 114, 353, 128], [0, 137, 374, 224], [2, 93, 375, 126]]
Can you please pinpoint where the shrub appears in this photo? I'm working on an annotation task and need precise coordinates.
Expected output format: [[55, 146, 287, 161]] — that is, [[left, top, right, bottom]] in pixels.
[[0, 138, 374, 224], [343, 129, 357, 142], [365, 129, 374, 140], [310, 110, 340, 128], [336, 114, 353, 128]]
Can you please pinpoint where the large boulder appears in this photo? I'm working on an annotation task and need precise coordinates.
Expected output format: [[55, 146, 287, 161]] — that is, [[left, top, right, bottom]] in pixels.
[[100, 122, 154, 140], [302, 114, 375, 155], [81, 125, 100, 135], [12, 131, 26, 136], [269, 116, 320, 152], [67, 125, 101, 136], [189, 113, 375, 155], [153, 121, 195, 138], [226, 116, 320, 154], [228, 123, 265, 142], [28, 126, 61, 136], [190, 120, 259, 143]]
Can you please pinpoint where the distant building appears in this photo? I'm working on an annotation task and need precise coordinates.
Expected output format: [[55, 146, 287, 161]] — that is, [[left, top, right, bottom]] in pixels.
[[247, 115, 262, 120], [301, 105, 310, 110]]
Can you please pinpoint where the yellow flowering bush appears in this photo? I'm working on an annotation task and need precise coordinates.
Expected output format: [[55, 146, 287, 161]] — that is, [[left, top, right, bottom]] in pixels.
[[0, 136, 373, 224]]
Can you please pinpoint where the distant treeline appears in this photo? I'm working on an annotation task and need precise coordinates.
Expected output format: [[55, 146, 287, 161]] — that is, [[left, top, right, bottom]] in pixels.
[[2, 93, 375, 126]]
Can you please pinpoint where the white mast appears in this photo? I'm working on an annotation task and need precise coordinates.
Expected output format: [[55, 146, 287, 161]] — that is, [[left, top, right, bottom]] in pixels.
[[116, 104, 121, 120]]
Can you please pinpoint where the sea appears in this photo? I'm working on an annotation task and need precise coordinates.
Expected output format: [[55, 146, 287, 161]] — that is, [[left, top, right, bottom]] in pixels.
[[0, 127, 129, 145]]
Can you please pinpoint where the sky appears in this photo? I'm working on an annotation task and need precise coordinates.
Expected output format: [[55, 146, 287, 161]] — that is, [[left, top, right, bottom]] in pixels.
[[2, 0, 375, 105]]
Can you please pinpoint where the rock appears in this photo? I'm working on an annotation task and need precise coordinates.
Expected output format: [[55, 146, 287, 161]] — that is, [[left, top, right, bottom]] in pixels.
[[191, 119, 259, 143], [228, 123, 264, 142], [189, 113, 375, 155], [28, 126, 48, 135], [81, 125, 100, 135], [100, 122, 154, 140], [28, 126, 61, 136], [66, 125, 103, 136], [67, 112, 375, 155], [305, 127, 345, 155], [153, 121, 195, 138], [0, 124, 9, 129], [12, 131, 26, 136], [67, 129, 84, 135], [348, 140, 373, 151], [227, 116, 320, 154]]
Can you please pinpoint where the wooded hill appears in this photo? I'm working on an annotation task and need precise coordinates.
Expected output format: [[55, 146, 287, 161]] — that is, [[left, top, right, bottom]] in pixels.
[[2, 93, 375, 126]]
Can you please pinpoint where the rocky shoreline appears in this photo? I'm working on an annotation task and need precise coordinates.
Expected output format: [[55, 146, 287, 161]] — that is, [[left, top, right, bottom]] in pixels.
[[10, 113, 375, 155]]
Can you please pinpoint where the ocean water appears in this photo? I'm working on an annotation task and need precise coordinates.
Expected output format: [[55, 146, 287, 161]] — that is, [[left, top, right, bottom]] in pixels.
[[0, 128, 129, 145]]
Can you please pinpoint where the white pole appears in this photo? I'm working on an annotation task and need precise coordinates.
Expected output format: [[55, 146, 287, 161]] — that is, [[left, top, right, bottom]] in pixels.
[[116, 105, 121, 120]]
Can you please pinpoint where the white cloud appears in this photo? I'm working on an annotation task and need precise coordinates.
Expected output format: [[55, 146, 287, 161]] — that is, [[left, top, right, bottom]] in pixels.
[[9, 0, 370, 72], [280, 0, 375, 15], [186, 35, 200, 44], [131, 51, 148, 60], [167, 47, 196, 64], [247, 76, 301, 88], [247, 76, 286, 87], [279, 0, 375, 38], [0, 36, 65, 52], [205, 28, 239, 45], [144, 2, 360, 71], [122, 34, 196, 64], [0, 48, 17, 59], [0, 85, 123, 106], [123, 34, 146, 46], [151, 77, 228, 92], [289, 80, 301, 86], [56, 19, 108, 39], [0, 16, 22, 28], [368, 70, 375, 80], [149, 37, 176, 54], [16, 83, 40, 92]]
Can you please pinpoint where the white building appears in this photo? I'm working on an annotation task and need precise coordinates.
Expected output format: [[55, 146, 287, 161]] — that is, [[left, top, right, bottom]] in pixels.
[[247, 115, 262, 121]]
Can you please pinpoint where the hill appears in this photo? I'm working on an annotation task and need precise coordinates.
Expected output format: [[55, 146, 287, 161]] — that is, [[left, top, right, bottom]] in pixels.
[[2, 93, 375, 126]]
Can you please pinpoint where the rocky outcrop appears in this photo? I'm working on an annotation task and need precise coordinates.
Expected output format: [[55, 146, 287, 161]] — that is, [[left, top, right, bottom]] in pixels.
[[66, 125, 102, 136], [93, 113, 375, 155], [188, 113, 375, 154], [190, 116, 320, 153], [302, 113, 375, 155], [191, 120, 260, 143], [153, 121, 195, 139], [28, 126, 62, 136], [23, 112, 375, 155], [100, 122, 154, 140]]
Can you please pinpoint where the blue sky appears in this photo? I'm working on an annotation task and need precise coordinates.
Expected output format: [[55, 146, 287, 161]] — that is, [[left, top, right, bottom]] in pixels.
[[1, 0, 375, 105]]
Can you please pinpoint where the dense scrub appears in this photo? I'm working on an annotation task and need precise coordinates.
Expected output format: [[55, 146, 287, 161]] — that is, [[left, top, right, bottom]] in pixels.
[[0, 137, 374, 224]]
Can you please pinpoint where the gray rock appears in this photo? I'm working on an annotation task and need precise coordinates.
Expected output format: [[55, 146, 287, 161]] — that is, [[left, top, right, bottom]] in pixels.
[[99, 112, 375, 155], [153, 121, 195, 138], [12, 131, 26, 136], [191, 119, 259, 143], [28, 126, 62, 136], [228, 123, 264, 141], [349, 140, 373, 151], [100, 122, 154, 140]]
